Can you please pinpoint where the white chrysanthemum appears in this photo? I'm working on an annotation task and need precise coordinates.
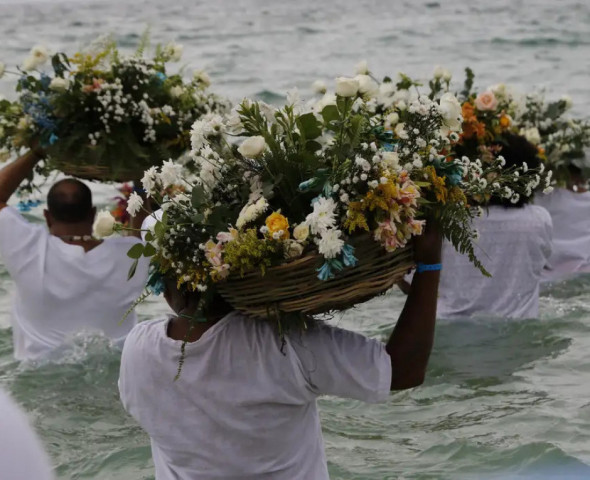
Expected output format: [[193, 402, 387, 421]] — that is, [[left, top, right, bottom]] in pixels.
[[190, 114, 225, 152], [314, 92, 337, 113], [236, 197, 268, 229], [126, 192, 144, 216], [160, 160, 183, 188], [170, 85, 184, 98], [354, 155, 371, 172], [165, 43, 183, 62], [141, 166, 159, 197], [317, 229, 344, 259], [305, 196, 338, 235]]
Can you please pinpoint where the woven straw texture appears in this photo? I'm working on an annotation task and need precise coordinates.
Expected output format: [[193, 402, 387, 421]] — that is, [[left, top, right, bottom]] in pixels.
[[51, 159, 145, 182], [217, 237, 414, 318]]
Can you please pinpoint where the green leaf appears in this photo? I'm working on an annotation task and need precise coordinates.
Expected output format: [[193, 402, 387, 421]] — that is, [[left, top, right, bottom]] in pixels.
[[296, 112, 322, 140], [154, 221, 166, 239], [191, 185, 206, 208], [127, 259, 139, 280], [305, 140, 322, 153], [127, 243, 145, 259], [143, 242, 157, 257], [207, 205, 232, 231], [144, 231, 154, 242], [321, 105, 339, 124]]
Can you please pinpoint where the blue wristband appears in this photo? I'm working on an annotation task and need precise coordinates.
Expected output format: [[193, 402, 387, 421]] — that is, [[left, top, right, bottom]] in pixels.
[[416, 262, 442, 274]]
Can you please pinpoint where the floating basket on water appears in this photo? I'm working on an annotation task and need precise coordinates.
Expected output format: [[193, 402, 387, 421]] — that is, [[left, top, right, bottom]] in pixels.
[[217, 236, 414, 318]]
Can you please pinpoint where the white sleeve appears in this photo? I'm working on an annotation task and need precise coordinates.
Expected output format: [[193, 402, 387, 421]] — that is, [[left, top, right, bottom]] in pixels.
[[289, 323, 391, 404], [0, 207, 46, 277], [0, 389, 54, 480]]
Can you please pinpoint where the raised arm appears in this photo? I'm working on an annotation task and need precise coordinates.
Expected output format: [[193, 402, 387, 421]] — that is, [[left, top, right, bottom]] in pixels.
[[0, 150, 42, 210], [386, 222, 442, 390]]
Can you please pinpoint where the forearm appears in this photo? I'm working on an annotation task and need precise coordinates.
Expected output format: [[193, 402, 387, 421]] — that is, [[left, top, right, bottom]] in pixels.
[[386, 269, 440, 389], [0, 151, 39, 205]]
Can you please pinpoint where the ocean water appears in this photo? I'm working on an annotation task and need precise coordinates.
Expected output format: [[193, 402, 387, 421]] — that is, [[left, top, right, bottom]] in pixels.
[[0, 0, 590, 478]]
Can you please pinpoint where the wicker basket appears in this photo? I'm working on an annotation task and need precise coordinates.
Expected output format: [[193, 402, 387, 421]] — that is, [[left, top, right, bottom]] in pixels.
[[51, 159, 145, 182], [217, 236, 414, 318]]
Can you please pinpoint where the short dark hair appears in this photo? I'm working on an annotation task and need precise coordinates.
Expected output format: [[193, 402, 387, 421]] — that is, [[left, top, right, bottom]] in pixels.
[[47, 179, 93, 223], [490, 133, 541, 208]]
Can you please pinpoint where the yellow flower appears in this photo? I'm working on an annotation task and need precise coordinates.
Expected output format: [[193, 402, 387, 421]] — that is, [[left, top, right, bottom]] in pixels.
[[499, 114, 511, 129], [425, 165, 448, 204], [344, 201, 369, 233], [265, 212, 290, 240]]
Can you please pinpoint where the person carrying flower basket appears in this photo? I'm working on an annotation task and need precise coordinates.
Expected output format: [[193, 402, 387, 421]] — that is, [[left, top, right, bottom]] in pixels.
[[117, 66, 551, 478], [0, 147, 150, 361]]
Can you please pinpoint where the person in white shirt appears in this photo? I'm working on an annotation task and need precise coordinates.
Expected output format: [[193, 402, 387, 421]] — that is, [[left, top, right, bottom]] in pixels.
[[437, 133, 553, 319], [0, 149, 149, 361], [0, 388, 54, 480], [535, 165, 590, 283], [119, 223, 444, 480]]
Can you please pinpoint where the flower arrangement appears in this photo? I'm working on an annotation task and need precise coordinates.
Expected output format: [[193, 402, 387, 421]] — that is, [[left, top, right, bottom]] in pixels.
[[0, 36, 230, 191], [458, 68, 590, 187], [310, 64, 552, 272], [123, 62, 552, 327]]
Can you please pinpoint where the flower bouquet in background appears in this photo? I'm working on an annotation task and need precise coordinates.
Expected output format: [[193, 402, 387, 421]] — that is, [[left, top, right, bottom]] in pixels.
[[458, 68, 590, 188], [0, 35, 230, 191], [110, 183, 134, 226], [310, 63, 552, 274]]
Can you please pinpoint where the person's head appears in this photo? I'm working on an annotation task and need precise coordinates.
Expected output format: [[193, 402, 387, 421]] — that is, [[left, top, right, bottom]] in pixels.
[[163, 277, 233, 321], [44, 178, 95, 229], [490, 133, 542, 208]]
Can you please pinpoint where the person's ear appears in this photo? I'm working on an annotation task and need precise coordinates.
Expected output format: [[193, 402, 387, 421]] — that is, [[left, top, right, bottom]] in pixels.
[[43, 209, 52, 228]]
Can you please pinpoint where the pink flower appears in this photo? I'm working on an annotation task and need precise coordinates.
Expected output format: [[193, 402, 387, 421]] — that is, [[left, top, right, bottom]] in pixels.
[[216, 229, 238, 244], [474, 91, 498, 111], [398, 182, 419, 207], [374, 219, 405, 252], [82, 78, 104, 93], [408, 219, 425, 236]]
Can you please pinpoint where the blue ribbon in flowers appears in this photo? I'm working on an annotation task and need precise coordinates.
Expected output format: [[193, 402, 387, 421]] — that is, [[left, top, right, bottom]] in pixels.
[[341, 244, 358, 268], [49, 133, 59, 145], [146, 265, 166, 296], [154, 72, 167, 85], [17, 199, 42, 212], [317, 258, 345, 281]]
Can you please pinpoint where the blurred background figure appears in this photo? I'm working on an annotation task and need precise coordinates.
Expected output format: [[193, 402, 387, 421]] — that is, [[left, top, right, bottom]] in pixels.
[[0, 387, 54, 480], [436, 134, 552, 319]]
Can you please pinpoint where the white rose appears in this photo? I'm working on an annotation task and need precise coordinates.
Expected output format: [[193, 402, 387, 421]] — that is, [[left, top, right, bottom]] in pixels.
[[193, 70, 211, 88], [284, 240, 304, 260], [433, 65, 445, 79], [335, 77, 359, 97], [520, 127, 541, 145], [31, 45, 49, 64], [355, 74, 378, 96], [355, 60, 369, 75], [312, 80, 327, 94], [385, 112, 399, 127], [442, 69, 452, 82], [293, 223, 310, 242], [0, 62, 5, 79], [49, 77, 70, 92], [561, 95, 573, 110], [238, 135, 267, 158], [92, 210, 116, 239], [439, 93, 463, 132], [21, 56, 38, 72], [170, 85, 184, 98]]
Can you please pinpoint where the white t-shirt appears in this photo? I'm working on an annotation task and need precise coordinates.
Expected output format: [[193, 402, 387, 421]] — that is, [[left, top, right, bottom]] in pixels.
[[0, 388, 54, 480], [438, 204, 553, 319], [535, 188, 590, 283], [0, 206, 149, 361], [119, 312, 391, 480]]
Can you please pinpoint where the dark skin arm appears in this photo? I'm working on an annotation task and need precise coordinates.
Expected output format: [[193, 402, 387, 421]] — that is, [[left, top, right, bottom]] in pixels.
[[386, 222, 442, 390], [0, 150, 42, 210]]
